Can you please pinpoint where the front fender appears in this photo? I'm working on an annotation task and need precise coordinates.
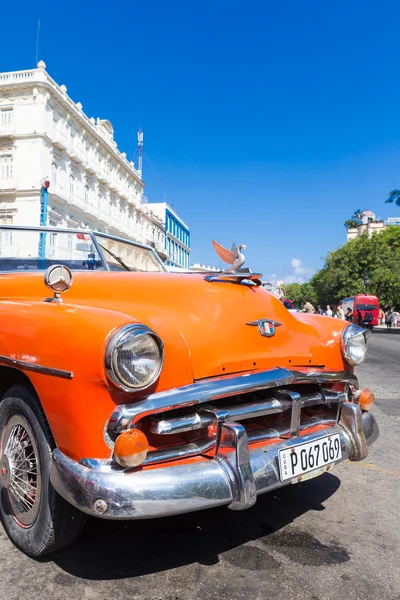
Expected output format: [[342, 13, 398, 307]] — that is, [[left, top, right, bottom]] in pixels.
[[0, 301, 193, 460]]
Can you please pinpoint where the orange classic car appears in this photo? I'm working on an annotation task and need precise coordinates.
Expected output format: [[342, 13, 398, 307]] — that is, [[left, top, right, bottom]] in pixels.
[[0, 226, 378, 557]]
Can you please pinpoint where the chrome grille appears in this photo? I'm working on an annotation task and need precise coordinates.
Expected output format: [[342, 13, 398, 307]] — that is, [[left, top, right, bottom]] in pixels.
[[135, 385, 346, 466], [106, 369, 353, 468]]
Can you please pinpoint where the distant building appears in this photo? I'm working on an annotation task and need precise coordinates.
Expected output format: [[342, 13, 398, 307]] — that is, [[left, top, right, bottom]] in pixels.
[[190, 263, 219, 272], [148, 202, 190, 268], [347, 210, 400, 241], [0, 61, 166, 256]]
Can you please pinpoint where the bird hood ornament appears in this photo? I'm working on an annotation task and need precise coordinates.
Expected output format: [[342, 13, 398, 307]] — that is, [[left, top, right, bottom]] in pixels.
[[212, 240, 247, 273]]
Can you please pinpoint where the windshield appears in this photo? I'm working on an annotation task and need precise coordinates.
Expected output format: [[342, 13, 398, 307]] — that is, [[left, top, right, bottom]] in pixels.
[[94, 235, 164, 272], [0, 229, 105, 272], [355, 303, 378, 311], [0, 228, 165, 273]]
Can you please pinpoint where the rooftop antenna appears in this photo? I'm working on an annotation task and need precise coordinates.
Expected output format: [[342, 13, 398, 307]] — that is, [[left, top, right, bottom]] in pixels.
[[137, 128, 143, 175], [36, 15, 41, 65]]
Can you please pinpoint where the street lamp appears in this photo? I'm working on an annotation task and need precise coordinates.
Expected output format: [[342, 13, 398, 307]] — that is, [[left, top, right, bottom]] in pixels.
[[363, 274, 370, 294]]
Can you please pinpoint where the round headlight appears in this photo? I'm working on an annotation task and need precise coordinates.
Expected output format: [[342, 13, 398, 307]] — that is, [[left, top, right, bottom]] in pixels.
[[341, 324, 369, 366], [105, 324, 163, 391]]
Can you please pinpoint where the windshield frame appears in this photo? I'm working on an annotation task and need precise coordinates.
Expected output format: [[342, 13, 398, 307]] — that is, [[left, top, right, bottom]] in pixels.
[[0, 225, 167, 273]]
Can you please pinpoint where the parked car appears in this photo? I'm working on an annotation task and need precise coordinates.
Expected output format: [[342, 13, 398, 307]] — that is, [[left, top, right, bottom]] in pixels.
[[0, 226, 379, 557]]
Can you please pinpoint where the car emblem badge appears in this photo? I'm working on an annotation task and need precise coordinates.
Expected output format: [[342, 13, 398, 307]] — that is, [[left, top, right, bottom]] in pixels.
[[246, 319, 281, 337]]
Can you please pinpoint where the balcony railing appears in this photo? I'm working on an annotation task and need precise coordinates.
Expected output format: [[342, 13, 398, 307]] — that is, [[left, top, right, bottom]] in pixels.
[[97, 168, 109, 183], [0, 177, 18, 192], [85, 156, 97, 173], [53, 130, 69, 150], [0, 123, 15, 137], [69, 146, 85, 164]]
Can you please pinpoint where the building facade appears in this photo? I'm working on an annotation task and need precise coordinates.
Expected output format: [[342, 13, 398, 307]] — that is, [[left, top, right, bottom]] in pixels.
[[148, 202, 190, 268], [346, 210, 400, 241], [0, 61, 166, 256]]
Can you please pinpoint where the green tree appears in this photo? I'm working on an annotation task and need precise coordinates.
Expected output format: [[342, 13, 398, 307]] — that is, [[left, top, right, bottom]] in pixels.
[[284, 283, 303, 307], [385, 189, 400, 207], [301, 281, 317, 306], [309, 228, 400, 308]]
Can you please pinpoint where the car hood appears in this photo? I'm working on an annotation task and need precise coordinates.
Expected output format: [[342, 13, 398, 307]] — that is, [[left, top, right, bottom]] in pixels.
[[59, 272, 345, 380], [5, 271, 346, 381]]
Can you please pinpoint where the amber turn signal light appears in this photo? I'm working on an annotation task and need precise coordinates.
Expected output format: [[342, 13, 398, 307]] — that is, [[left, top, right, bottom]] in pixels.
[[355, 388, 375, 411], [113, 429, 149, 468]]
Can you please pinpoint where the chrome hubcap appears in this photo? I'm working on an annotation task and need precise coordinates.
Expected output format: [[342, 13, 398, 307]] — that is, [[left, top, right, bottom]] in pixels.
[[1, 415, 41, 527]]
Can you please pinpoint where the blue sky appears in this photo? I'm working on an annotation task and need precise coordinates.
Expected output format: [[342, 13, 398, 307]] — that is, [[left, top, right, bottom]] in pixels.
[[3, 0, 400, 281]]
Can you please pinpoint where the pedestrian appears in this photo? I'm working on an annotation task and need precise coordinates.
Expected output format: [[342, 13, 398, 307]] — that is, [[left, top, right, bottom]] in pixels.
[[325, 305, 333, 317], [379, 308, 385, 326], [302, 297, 315, 313], [392, 310, 399, 328], [316, 305, 323, 315], [386, 310, 393, 329], [337, 304, 345, 320], [345, 307, 353, 322]]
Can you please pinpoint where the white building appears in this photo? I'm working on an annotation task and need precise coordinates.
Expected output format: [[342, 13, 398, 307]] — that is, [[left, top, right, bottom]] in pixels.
[[148, 202, 190, 268], [0, 61, 166, 256], [346, 210, 400, 241]]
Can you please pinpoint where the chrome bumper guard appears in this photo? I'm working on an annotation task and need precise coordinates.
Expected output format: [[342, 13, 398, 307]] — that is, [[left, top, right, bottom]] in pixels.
[[50, 405, 379, 520]]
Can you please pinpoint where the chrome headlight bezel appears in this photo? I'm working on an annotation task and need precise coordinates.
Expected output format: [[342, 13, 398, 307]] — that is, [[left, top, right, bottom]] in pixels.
[[105, 324, 164, 392], [341, 323, 370, 366]]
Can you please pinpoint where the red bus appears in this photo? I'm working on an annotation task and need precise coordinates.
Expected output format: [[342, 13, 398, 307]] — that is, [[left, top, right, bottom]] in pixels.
[[341, 294, 380, 329]]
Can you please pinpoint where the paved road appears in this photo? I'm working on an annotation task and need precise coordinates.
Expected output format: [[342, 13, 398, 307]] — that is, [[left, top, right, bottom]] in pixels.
[[0, 332, 399, 600]]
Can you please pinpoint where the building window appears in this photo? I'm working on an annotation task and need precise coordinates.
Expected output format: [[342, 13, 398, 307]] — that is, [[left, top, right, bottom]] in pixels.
[[0, 108, 13, 130], [0, 153, 12, 179], [0, 215, 13, 247], [51, 161, 58, 185]]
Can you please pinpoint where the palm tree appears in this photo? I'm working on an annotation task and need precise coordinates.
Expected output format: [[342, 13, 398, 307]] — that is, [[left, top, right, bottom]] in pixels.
[[352, 209, 363, 221], [344, 209, 363, 229], [385, 190, 400, 207]]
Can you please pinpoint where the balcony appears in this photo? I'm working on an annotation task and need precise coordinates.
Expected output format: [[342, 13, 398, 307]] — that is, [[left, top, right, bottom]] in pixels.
[[69, 146, 85, 164], [119, 184, 129, 200], [68, 193, 85, 210], [49, 182, 68, 201], [0, 123, 15, 138], [97, 168, 108, 183], [85, 156, 97, 173], [109, 177, 119, 192], [0, 177, 17, 193], [53, 130, 69, 151]]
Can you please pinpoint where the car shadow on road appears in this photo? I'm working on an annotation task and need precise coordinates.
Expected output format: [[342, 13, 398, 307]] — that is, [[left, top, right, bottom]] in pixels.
[[46, 472, 341, 580]]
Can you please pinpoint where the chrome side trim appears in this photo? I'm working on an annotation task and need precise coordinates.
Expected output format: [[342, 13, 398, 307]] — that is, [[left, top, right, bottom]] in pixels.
[[0, 355, 73, 380], [107, 368, 357, 437]]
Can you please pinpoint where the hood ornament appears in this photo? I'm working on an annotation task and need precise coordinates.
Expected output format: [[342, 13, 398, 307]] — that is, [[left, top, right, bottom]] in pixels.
[[212, 240, 247, 273], [246, 318, 281, 337], [44, 265, 73, 303]]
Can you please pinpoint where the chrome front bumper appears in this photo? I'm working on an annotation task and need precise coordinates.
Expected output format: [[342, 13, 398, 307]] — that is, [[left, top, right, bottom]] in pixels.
[[50, 406, 379, 520]]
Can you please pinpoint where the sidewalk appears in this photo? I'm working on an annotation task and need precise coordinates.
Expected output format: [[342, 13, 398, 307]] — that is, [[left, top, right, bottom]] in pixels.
[[373, 324, 400, 333]]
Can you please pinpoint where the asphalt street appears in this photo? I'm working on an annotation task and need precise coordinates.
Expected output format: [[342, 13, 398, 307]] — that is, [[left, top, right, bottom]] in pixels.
[[0, 331, 398, 600]]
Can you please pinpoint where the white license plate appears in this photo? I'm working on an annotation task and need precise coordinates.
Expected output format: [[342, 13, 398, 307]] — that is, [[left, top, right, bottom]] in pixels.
[[278, 434, 342, 482]]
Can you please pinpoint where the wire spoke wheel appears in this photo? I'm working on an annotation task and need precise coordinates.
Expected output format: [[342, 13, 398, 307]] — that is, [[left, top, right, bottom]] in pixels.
[[0, 414, 41, 527]]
